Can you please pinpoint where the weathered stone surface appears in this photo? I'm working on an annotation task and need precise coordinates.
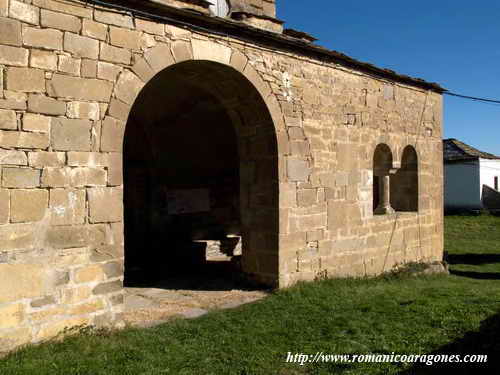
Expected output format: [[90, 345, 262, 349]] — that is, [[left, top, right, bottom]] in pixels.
[[23, 113, 51, 133], [23, 27, 62, 50], [81, 59, 97, 78], [0, 263, 48, 303], [68, 299, 105, 315], [48, 74, 113, 102], [67, 101, 100, 120], [131, 57, 154, 83], [46, 224, 107, 249], [0, 98, 26, 110], [2, 168, 40, 188], [28, 151, 65, 168], [192, 39, 231, 64], [33, 0, 93, 18], [99, 42, 131, 64], [0, 45, 28, 66], [298, 189, 317, 207], [0, 327, 32, 353], [90, 245, 123, 262], [109, 26, 141, 50], [0, 0, 7, 17], [9, 0, 39, 25], [82, 19, 108, 40], [58, 55, 81, 76], [230, 50, 248, 72], [114, 70, 144, 105], [35, 317, 90, 342], [92, 280, 122, 295], [103, 261, 123, 278], [41, 167, 70, 187], [28, 306, 64, 322], [95, 9, 133, 28], [287, 159, 311, 181], [64, 32, 99, 59], [88, 187, 123, 223], [41, 166, 106, 188], [41, 9, 81, 33], [28, 94, 66, 115], [71, 167, 107, 187], [51, 118, 92, 151], [97, 62, 121, 82], [0, 109, 17, 130], [5, 68, 45, 92], [75, 264, 105, 283], [30, 49, 58, 70], [171, 40, 193, 62], [106, 152, 122, 186], [67, 152, 106, 167], [0, 303, 25, 329], [49, 188, 85, 225], [0, 149, 27, 165], [10, 189, 48, 222], [0, 17, 22, 46], [30, 295, 56, 308], [100, 116, 125, 152], [107, 98, 130, 121], [0, 130, 49, 149], [136, 18, 164, 35], [0, 189, 9, 224], [144, 43, 174, 72]]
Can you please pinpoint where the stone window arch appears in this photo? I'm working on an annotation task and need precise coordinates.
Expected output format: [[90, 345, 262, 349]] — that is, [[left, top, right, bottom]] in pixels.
[[391, 145, 419, 212], [373, 144, 395, 215], [209, 0, 230, 17]]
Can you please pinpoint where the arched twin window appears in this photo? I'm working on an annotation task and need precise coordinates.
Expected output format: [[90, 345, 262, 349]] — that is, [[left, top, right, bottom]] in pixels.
[[391, 146, 419, 212], [373, 144, 418, 214]]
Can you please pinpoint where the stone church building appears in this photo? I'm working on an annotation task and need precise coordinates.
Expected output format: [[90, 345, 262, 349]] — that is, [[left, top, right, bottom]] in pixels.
[[0, 0, 444, 351]]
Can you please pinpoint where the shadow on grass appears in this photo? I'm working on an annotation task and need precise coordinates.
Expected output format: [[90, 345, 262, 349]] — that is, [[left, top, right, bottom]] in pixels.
[[447, 253, 500, 265], [449, 270, 500, 280], [399, 312, 500, 374]]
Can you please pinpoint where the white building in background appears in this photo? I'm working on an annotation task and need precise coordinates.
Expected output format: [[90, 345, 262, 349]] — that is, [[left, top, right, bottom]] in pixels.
[[444, 139, 500, 211]]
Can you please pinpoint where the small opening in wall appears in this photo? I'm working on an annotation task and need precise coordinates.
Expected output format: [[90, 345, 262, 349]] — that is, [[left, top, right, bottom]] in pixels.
[[391, 145, 419, 212], [495, 176, 499, 191], [373, 144, 394, 215]]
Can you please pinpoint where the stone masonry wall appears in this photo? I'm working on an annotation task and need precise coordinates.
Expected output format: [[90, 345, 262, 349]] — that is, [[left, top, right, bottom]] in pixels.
[[0, 0, 443, 352]]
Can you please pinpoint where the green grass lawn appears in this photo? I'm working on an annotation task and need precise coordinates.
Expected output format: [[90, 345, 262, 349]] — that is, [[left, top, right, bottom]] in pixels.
[[1, 215, 500, 374]]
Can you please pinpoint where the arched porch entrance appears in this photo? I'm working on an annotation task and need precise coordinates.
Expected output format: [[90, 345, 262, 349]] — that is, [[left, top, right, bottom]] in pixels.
[[123, 60, 280, 289]]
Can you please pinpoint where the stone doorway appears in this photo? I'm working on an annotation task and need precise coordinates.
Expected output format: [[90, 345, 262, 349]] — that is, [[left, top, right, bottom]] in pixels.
[[122, 60, 280, 308]]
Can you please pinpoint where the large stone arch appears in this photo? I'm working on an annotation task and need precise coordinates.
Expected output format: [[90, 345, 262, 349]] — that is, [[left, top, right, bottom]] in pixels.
[[109, 40, 287, 287], [108, 40, 287, 154]]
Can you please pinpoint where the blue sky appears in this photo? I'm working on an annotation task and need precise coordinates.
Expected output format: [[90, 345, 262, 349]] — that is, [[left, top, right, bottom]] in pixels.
[[278, 1, 500, 155]]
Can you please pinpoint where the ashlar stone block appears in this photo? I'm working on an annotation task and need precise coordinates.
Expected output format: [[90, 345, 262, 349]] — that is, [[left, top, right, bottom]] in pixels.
[[9, 0, 39, 25], [5, 67, 45, 93], [49, 188, 85, 225], [88, 187, 123, 223], [51, 118, 92, 151], [23, 113, 51, 133], [0, 45, 28, 67], [0, 109, 17, 130], [23, 27, 63, 50], [2, 168, 40, 188], [48, 74, 113, 102], [0, 17, 22, 46], [10, 189, 48, 222]]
